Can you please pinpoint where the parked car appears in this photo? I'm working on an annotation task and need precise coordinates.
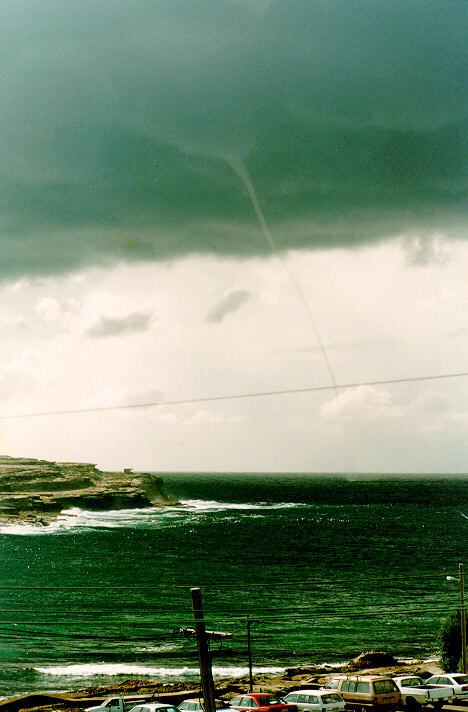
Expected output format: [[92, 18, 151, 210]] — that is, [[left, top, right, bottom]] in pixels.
[[283, 689, 345, 712], [88, 698, 148, 712], [130, 705, 180, 712], [393, 676, 452, 710], [425, 674, 468, 702], [229, 694, 297, 712], [178, 700, 231, 712], [324, 675, 400, 711]]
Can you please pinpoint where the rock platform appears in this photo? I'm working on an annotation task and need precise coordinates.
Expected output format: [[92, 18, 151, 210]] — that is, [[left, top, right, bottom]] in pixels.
[[0, 455, 175, 523]]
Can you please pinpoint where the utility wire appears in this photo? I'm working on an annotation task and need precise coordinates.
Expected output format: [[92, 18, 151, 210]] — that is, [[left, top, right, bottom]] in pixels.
[[0, 570, 457, 588], [0, 593, 460, 615], [0, 370, 467, 420], [0, 604, 457, 627]]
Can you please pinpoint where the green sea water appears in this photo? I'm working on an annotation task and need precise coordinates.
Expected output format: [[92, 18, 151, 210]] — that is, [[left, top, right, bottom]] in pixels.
[[0, 474, 466, 696]]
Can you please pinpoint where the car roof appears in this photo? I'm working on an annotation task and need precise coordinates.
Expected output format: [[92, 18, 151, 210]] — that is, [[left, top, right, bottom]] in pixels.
[[289, 690, 339, 696], [337, 675, 394, 681], [427, 674, 457, 679], [393, 675, 422, 679], [179, 700, 226, 705]]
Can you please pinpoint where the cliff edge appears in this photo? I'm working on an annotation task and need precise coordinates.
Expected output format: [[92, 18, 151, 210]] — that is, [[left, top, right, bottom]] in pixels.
[[0, 455, 176, 523]]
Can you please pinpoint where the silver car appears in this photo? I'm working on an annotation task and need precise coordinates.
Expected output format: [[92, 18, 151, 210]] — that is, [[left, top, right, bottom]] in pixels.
[[283, 690, 345, 712]]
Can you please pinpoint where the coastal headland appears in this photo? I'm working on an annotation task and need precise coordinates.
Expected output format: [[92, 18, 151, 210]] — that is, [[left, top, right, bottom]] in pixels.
[[0, 455, 177, 523]]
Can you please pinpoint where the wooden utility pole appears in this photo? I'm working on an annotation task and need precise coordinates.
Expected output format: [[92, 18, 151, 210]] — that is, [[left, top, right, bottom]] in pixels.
[[191, 587, 217, 712]]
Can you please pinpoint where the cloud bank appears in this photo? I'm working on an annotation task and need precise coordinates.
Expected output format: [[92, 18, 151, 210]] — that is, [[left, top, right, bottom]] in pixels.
[[0, 0, 466, 279]]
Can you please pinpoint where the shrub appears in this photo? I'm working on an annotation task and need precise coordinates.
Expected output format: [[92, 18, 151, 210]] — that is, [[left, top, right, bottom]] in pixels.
[[438, 611, 462, 672]]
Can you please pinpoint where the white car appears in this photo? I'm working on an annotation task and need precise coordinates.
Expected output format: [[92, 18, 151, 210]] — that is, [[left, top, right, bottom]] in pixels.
[[282, 690, 346, 712], [425, 674, 468, 702], [178, 701, 231, 712], [129, 704, 180, 712]]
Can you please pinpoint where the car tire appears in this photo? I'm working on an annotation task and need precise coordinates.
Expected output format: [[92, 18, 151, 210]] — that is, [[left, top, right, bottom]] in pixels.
[[432, 702, 443, 711], [406, 698, 422, 712]]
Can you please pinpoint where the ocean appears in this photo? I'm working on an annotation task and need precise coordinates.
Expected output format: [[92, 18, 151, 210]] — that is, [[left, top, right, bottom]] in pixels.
[[0, 474, 467, 697]]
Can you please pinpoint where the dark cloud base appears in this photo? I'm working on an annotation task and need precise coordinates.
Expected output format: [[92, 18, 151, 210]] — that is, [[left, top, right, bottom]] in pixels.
[[0, 0, 466, 279]]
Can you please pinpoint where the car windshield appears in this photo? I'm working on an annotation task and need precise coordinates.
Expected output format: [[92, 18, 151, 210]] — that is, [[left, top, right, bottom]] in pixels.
[[257, 698, 283, 705], [403, 679, 423, 686], [321, 695, 342, 704], [454, 676, 468, 684], [374, 681, 397, 694]]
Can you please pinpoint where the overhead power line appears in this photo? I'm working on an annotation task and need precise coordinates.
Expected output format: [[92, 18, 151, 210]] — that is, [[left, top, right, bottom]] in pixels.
[[0, 370, 467, 420], [0, 594, 459, 615], [0, 570, 457, 588], [0, 570, 458, 589]]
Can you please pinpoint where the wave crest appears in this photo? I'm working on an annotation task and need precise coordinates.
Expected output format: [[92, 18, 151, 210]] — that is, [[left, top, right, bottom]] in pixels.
[[34, 663, 285, 678], [0, 500, 308, 534]]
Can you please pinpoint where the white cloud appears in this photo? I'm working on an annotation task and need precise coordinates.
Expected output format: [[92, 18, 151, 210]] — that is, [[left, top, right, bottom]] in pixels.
[[320, 386, 402, 421], [34, 296, 78, 330], [445, 411, 468, 432], [0, 240, 466, 472], [9, 279, 30, 292], [402, 232, 450, 266], [185, 409, 224, 424], [35, 297, 62, 322], [0, 354, 36, 403]]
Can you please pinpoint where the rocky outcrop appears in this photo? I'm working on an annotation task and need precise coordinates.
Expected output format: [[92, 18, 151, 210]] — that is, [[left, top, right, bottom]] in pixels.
[[0, 455, 176, 522], [346, 650, 400, 670]]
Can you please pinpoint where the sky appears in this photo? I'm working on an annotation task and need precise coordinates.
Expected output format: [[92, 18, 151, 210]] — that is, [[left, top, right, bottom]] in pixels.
[[0, 0, 466, 473]]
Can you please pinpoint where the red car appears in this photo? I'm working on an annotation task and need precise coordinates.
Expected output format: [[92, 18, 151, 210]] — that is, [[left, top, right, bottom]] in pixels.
[[229, 695, 297, 712]]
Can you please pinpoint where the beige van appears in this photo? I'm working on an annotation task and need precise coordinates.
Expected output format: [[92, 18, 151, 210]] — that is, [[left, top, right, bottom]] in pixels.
[[324, 675, 401, 711]]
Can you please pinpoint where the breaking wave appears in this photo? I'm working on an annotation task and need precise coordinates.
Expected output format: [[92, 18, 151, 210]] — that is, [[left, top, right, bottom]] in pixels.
[[34, 663, 285, 678], [178, 499, 307, 512], [0, 500, 309, 535]]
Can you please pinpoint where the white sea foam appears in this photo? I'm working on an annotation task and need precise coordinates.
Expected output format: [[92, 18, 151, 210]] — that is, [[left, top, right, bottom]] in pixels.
[[0, 500, 308, 534], [34, 663, 285, 678], [178, 499, 307, 512], [0, 506, 180, 535], [132, 643, 181, 653]]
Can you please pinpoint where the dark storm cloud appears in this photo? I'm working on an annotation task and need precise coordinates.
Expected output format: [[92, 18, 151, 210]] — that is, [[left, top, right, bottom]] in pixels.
[[86, 312, 153, 338], [206, 289, 250, 323], [0, 0, 466, 278]]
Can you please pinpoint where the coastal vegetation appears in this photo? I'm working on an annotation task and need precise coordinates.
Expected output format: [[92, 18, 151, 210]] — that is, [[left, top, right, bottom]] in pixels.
[[438, 612, 462, 672]]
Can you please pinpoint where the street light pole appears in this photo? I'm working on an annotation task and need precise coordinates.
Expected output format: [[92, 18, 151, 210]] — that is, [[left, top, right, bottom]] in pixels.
[[246, 616, 253, 693], [459, 564, 467, 674]]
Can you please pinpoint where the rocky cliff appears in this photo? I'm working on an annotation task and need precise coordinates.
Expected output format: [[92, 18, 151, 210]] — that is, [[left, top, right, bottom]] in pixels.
[[0, 455, 175, 523]]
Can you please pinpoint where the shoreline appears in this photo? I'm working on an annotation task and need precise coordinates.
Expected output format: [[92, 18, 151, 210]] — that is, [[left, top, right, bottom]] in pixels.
[[0, 656, 445, 712]]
